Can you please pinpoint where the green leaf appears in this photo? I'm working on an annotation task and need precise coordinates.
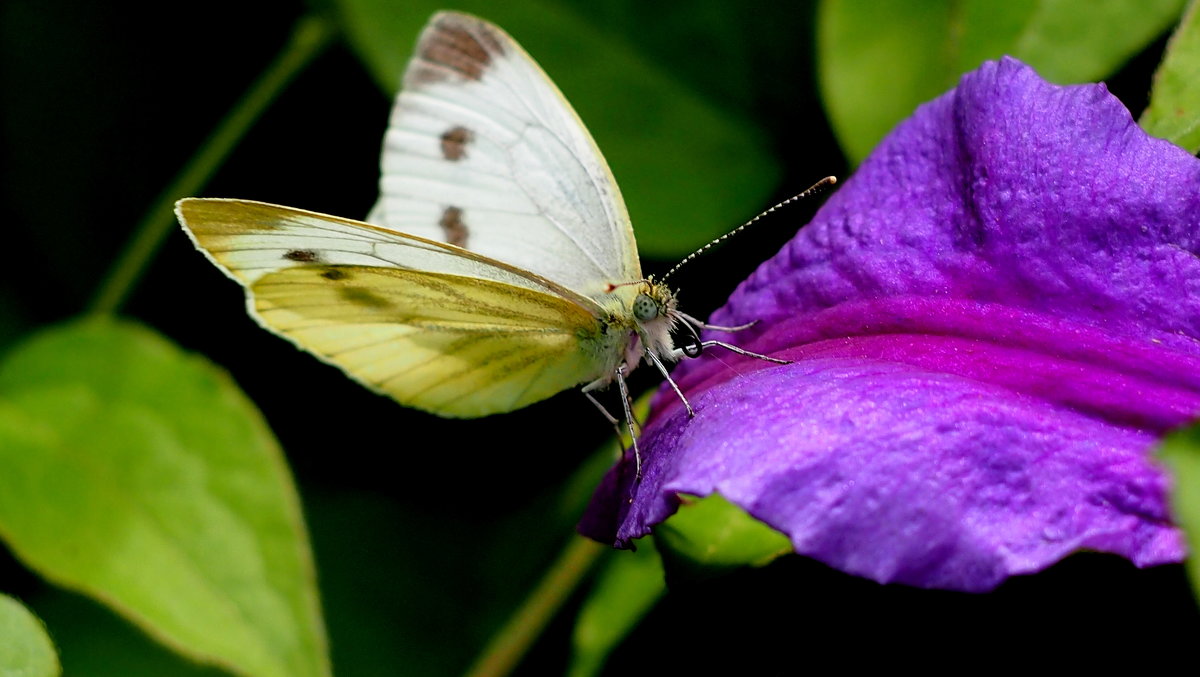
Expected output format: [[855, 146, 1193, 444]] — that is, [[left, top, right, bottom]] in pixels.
[[23, 590, 224, 677], [333, 0, 780, 257], [0, 594, 60, 677], [1142, 0, 1200, 152], [653, 493, 791, 584], [1158, 423, 1200, 605], [569, 545, 664, 677], [0, 320, 328, 677], [819, 0, 1187, 164]]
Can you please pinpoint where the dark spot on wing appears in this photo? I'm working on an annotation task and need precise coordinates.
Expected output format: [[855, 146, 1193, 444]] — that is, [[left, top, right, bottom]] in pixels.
[[411, 14, 502, 83], [320, 268, 350, 281], [439, 207, 470, 248], [440, 126, 473, 161], [471, 20, 506, 56], [284, 249, 320, 262], [408, 64, 445, 86], [340, 287, 391, 309]]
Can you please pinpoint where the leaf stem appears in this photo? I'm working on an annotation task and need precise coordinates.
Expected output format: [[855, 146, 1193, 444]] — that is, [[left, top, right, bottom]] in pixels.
[[87, 13, 335, 316], [465, 535, 606, 677]]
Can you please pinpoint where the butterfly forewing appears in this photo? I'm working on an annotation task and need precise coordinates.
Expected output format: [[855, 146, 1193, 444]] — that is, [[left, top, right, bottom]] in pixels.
[[370, 11, 641, 298]]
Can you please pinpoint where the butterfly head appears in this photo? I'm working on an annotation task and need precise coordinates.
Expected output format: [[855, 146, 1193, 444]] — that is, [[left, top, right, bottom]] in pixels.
[[630, 279, 675, 321], [629, 278, 680, 361]]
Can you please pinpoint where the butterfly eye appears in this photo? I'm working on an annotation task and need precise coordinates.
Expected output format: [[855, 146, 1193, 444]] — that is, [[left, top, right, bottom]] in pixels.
[[633, 294, 659, 322]]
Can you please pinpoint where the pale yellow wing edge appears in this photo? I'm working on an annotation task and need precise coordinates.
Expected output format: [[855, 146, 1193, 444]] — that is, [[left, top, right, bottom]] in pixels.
[[174, 197, 607, 316]]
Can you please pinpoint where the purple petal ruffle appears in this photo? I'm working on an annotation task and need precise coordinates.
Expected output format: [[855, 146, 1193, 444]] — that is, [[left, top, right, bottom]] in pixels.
[[580, 58, 1200, 591]]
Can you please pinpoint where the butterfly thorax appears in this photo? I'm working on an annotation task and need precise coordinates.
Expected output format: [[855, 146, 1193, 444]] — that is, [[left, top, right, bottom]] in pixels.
[[577, 277, 675, 387]]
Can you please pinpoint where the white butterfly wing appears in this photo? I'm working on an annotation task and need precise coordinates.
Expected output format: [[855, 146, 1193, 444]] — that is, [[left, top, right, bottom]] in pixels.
[[176, 199, 626, 417], [369, 11, 642, 299]]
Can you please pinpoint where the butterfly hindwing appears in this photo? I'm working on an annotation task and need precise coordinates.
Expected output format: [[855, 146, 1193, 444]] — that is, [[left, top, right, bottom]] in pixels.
[[370, 11, 641, 298], [250, 266, 613, 417]]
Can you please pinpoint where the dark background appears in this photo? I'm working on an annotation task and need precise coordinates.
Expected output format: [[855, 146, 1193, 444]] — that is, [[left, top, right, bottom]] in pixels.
[[1, 1, 1196, 674]]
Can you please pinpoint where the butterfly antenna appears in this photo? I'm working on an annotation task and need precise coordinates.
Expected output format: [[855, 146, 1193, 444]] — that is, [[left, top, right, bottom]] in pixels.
[[660, 176, 837, 284], [604, 279, 649, 293]]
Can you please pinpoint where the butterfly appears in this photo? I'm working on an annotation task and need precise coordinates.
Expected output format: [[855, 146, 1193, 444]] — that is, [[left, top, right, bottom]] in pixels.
[[176, 11, 814, 475]]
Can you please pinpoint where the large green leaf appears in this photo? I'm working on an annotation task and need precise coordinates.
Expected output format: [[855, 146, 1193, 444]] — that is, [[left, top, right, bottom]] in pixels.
[[1142, 0, 1200, 152], [0, 594, 59, 677], [1158, 423, 1200, 605], [0, 320, 328, 677], [334, 0, 780, 257], [819, 0, 1187, 164]]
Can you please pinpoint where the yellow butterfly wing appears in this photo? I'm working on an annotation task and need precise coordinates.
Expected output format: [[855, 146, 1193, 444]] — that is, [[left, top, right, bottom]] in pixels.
[[177, 199, 626, 417], [251, 266, 614, 417]]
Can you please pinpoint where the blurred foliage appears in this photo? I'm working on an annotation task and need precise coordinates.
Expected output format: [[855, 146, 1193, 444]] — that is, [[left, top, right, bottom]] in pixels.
[[818, 0, 1187, 164], [569, 542, 663, 677], [0, 594, 59, 677], [566, 400, 662, 677], [0, 321, 326, 677], [1143, 0, 1200, 152], [1159, 424, 1200, 606], [19, 588, 224, 677], [1, 1, 1199, 676], [654, 494, 792, 585], [336, 0, 781, 257]]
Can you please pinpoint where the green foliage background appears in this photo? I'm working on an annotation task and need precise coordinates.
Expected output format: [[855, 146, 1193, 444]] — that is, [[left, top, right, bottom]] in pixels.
[[1, 1, 1199, 675]]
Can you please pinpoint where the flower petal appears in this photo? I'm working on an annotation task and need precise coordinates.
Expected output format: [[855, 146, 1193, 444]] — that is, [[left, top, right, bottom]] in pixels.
[[581, 58, 1200, 590]]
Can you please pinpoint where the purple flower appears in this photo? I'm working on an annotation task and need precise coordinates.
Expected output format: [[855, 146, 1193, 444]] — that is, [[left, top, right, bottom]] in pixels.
[[580, 57, 1200, 592]]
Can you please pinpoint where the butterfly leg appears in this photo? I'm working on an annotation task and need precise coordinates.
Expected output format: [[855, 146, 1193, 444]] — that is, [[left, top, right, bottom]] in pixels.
[[582, 374, 642, 479], [584, 391, 621, 427], [613, 364, 643, 480], [584, 391, 628, 461], [645, 349, 695, 418]]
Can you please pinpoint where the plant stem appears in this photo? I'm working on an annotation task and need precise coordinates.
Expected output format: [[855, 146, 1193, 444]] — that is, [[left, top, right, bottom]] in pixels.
[[465, 535, 606, 677], [88, 13, 334, 316]]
